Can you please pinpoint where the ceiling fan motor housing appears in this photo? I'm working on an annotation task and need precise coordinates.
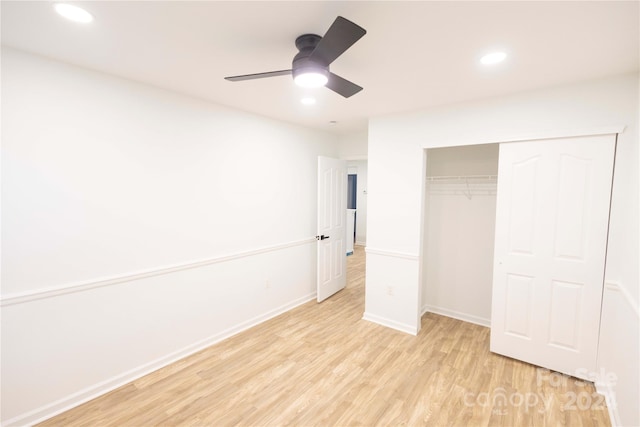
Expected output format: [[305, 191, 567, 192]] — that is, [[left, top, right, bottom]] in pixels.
[[292, 34, 329, 80]]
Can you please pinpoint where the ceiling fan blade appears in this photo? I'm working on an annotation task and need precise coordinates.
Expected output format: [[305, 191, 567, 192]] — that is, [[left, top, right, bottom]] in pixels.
[[326, 73, 363, 98], [225, 69, 292, 81], [309, 16, 366, 66]]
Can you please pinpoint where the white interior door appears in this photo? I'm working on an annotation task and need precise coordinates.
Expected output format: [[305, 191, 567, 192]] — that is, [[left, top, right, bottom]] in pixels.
[[317, 156, 347, 302], [491, 134, 616, 379]]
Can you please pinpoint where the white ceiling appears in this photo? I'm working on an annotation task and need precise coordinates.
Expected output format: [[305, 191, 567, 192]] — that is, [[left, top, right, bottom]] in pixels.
[[2, 1, 638, 134]]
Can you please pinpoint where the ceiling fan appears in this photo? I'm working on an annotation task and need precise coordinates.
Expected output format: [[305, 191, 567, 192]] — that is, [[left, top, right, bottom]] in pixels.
[[225, 16, 366, 98]]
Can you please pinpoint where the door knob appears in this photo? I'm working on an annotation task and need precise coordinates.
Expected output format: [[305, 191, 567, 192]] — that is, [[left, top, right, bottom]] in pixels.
[[316, 235, 330, 240]]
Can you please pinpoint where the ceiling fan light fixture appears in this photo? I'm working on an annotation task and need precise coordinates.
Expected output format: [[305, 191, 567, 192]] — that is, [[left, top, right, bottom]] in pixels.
[[293, 68, 329, 88]]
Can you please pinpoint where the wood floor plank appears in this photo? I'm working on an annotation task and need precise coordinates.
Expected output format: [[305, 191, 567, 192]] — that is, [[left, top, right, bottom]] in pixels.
[[38, 246, 610, 426]]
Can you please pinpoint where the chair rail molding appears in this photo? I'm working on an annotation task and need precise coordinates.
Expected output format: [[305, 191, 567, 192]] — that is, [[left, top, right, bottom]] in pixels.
[[1, 237, 316, 307], [364, 247, 419, 261]]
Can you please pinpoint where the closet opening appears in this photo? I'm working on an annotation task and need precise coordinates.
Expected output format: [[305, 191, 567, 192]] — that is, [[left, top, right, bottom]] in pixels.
[[421, 143, 499, 327]]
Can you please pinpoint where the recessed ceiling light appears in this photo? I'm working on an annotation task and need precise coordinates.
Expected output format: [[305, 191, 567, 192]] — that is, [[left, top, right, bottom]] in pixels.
[[54, 3, 94, 23], [480, 51, 507, 65], [301, 97, 317, 105]]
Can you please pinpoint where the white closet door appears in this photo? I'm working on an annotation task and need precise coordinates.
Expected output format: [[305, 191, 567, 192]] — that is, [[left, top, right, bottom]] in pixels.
[[491, 134, 616, 379]]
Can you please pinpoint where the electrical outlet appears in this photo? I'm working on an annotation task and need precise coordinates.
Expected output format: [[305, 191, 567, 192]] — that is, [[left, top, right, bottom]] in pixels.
[[386, 286, 394, 296]]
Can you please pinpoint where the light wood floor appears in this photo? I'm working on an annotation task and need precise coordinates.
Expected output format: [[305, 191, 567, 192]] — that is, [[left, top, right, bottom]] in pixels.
[[40, 246, 610, 426]]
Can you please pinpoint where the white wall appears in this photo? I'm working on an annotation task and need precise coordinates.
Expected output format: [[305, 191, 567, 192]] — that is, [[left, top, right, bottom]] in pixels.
[[425, 144, 499, 176], [422, 145, 498, 325], [0, 48, 337, 425], [367, 73, 638, 425], [338, 129, 367, 160], [346, 160, 368, 246], [597, 282, 640, 426]]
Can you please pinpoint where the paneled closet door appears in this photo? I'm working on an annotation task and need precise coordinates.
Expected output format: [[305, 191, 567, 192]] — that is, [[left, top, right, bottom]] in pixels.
[[490, 134, 616, 379]]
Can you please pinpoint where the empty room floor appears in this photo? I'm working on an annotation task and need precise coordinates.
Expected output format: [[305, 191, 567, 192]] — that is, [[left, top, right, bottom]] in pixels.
[[39, 246, 610, 426]]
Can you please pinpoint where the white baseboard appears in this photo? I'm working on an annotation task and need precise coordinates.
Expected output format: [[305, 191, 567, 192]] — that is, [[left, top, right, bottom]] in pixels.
[[595, 381, 620, 427], [421, 304, 491, 328], [355, 240, 366, 246], [4, 293, 316, 427], [362, 312, 418, 335]]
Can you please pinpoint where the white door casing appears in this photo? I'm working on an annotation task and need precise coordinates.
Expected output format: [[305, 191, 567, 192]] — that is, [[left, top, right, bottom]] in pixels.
[[490, 134, 616, 379], [317, 156, 347, 302]]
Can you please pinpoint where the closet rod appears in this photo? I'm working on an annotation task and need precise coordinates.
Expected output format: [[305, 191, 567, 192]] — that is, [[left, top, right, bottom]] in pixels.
[[426, 174, 497, 182]]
